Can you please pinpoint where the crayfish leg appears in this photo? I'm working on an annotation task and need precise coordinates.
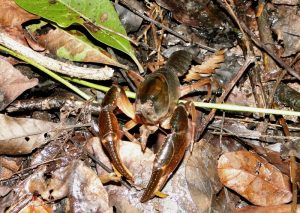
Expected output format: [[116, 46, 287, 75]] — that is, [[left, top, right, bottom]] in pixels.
[[141, 104, 189, 202], [154, 191, 168, 198], [99, 85, 134, 181]]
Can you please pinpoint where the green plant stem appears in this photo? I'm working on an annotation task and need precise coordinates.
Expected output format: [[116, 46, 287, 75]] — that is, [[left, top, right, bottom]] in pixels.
[[65, 77, 300, 117], [63, 76, 136, 99], [0, 45, 91, 100], [2, 43, 300, 117]]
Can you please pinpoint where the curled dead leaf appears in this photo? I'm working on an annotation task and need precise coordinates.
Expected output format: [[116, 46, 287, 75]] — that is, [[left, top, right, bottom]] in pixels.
[[184, 50, 225, 82], [0, 0, 39, 45], [0, 114, 59, 155], [0, 58, 38, 110], [0, 157, 21, 181], [28, 25, 128, 69], [11, 197, 53, 213], [218, 151, 292, 206], [233, 204, 300, 213], [43, 160, 112, 213], [186, 136, 243, 213]]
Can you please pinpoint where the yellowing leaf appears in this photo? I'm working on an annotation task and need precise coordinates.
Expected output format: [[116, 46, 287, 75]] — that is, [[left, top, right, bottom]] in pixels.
[[26, 22, 128, 69]]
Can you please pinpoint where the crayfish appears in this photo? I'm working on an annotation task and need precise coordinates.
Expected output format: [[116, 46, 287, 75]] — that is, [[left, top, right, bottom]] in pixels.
[[99, 50, 210, 202]]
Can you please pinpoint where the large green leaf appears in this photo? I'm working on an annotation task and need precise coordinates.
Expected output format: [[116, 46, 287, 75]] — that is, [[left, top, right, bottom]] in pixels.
[[15, 0, 142, 72]]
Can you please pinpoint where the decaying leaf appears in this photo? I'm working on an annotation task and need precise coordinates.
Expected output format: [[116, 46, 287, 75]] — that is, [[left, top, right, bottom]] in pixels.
[[0, 157, 21, 181], [233, 204, 300, 213], [0, 114, 58, 155], [272, 0, 299, 5], [0, 58, 38, 111], [185, 139, 223, 212], [26, 22, 128, 69], [17, 197, 53, 213], [43, 160, 112, 213], [186, 136, 243, 213], [7, 195, 53, 213], [155, 0, 228, 28], [89, 138, 155, 188], [272, 11, 300, 57], [218, 151, 292, 206], [0, 0, 39, 45], [184, 50, 225, 82], [0, 0, 38, 27], [114, 4, 143, 33]]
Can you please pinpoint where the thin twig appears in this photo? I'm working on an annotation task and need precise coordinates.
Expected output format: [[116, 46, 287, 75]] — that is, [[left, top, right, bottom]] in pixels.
[[240, 22, 300, 81], [278, 118, 297, 213], [0, 157, 64, 182], [210, 127, 300, 141], [87, 153, 131, 189], [214, 116, 300, 131], [0, 31, 114, 80], [66, 76, 300, 117], [196, 56, 255, 139], [118, 0, 217, 52]]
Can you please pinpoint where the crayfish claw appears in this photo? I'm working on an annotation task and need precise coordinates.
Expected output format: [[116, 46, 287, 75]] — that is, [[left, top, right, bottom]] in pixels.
[[102, 140, 134, 181], [141, 168, 166, 202]]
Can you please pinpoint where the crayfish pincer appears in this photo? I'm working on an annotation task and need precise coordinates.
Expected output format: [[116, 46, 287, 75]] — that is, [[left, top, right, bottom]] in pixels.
[[99, 50, 208, 202]]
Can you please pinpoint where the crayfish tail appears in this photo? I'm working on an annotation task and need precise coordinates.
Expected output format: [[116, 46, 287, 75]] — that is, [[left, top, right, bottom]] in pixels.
[[165, 50, 193, 76]]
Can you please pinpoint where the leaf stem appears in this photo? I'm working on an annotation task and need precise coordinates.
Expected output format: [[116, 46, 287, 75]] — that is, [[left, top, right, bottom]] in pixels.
[[65, 77, 300, 117], [2, 41, 299, 117], [63, 76, 136, 99]]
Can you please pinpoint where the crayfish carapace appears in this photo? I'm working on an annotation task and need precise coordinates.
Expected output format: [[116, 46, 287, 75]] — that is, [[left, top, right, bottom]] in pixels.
[[99, 50, 210, 202]]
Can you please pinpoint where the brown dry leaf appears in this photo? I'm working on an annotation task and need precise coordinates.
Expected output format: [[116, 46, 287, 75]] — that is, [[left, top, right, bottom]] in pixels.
[[233, 204, 300, 213], [186, 136, 243, 213], [8, 197, 53, 213], [19, 197, 53, 213], [0, 114, 58, 155], [213, 119, 300, 179], [0, 157, 21, 181], [0, 0, 39, 45], [218, 151, 292, 206], [30, 26, 128, 68], [184, 50, 225, 82], [0, 0, 38, 27], [0, 58, 38, 110], [272, 11, 300, 57], [272, 0, 299, 4], [43, 160, 112, 213]]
